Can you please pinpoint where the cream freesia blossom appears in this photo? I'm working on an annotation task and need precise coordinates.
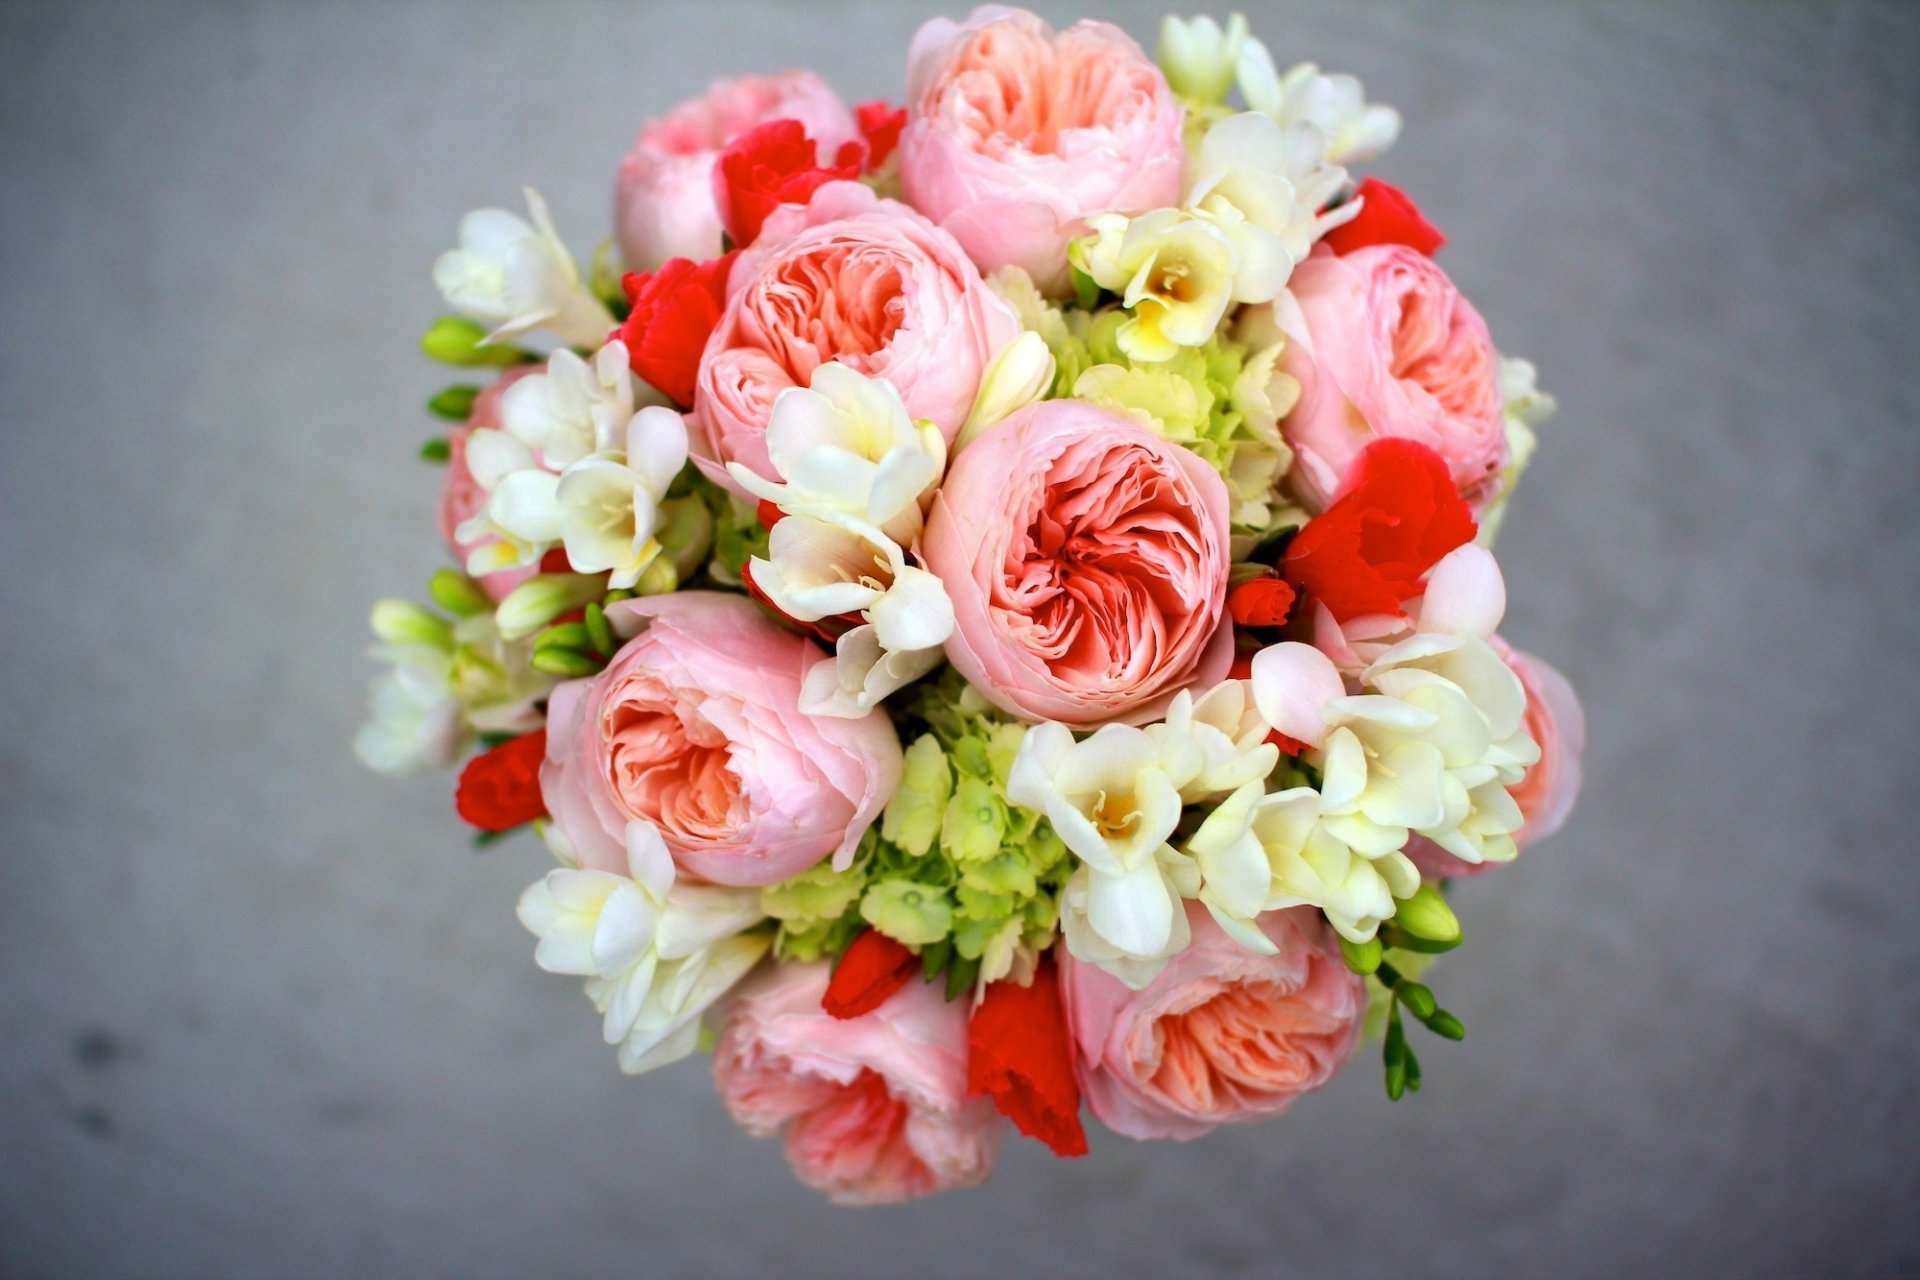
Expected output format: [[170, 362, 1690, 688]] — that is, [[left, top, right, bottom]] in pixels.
[[800, 624, 947, 720], [726, 363, 947, 546], [1073, 209, 1245, 363], [1157, 14, 1250, 105], [433, 187, 615, 349], [747, 514, 954, 656], [1148, 680, 1279, 803], [954, 332, 1056, 452], [353, 602, 549, 775], [1237, 49, 1401, 166], [1185, 111, 1357, 285], [517, 820, 770, 1074]]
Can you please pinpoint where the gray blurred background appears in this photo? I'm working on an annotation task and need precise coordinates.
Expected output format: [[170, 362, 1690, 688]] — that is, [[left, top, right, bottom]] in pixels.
[[3, 2, 1917, 1276]]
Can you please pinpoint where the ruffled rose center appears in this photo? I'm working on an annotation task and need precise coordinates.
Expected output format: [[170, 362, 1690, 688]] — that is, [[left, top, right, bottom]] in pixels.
[[599, 672, 742, 844], [1144, 980, 1347, 1116], [996, 441, 1208, 690], [932, 23, 1155, 156], [784, 1069, 932, 1200], [750, 243, 909, 384], [1382, 265, 1499, 429]]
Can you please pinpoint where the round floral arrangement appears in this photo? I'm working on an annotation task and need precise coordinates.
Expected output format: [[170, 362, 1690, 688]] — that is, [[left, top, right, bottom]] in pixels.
[[359, 6, 1584, 1205]]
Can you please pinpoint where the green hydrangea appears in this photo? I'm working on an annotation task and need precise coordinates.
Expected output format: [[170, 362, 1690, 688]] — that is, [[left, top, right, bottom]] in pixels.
[[759, 669, 1072, 990]]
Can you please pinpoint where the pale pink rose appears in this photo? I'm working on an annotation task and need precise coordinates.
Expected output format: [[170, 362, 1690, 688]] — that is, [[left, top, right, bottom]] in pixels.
[[691, 180, 1019, 492], [899, 6, 1185, 294], [922, 399, 1233, 727], [614, 72, 859, 272], [1275, 244, 1507, 514], [1062, 904, 1365, 1141], [438, 367, 540, 601], [1406, 640, 1586, 879], [539, 592, 901, 886], [713, 961, 1002, 1205]]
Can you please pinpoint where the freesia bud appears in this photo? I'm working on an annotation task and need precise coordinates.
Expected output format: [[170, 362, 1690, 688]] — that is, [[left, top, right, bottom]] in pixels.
[[1158, 14, 1250, 105], [956, 332, 1055, 451], [1392, 882, 1462, 945], [634, 556, 678, 597], [494, 573, 606, 640], [426, 384, 481, 421], [420, 316, 533, 368], [428, 568, 493, 618], [370, 599, 452, 649]]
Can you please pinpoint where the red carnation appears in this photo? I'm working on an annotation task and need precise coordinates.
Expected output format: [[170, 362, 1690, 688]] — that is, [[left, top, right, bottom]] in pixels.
[[1227, 575, 1297, 629], [854, 100, 907, 170], [1323, 177, 1447, 257], [967, 959, 1088, 1158], [822, 930, 918, 1020], [713, 118, 861, 249], [1283, 437, 1476, 622], [454, 730, 548, 832], [619, 251, 736, 407]]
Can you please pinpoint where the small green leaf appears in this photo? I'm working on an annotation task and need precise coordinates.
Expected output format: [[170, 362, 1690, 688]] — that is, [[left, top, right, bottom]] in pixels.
[[418, 437, 452, 464], [427, 384, 482, 421], [472, 828, 516, 849]]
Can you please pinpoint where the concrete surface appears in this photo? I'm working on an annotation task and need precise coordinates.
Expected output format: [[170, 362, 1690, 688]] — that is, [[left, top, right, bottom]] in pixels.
[[2, 2, 1917, 1276]]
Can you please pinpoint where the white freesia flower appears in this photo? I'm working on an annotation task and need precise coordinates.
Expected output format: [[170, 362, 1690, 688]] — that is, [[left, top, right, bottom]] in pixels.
[[433, 187, 615, 349], [1179, 779, 1283, 952], [353, 606, 548, 774], [1237, 51, 1401, 166], [353, 644, 464, 775], [955, 331, 1055, 451], [517, 820, 768, 1075], [1008, 722, 1205, 982], [1185, 111, 1356, 288], [727, 363, 946, 545], [799, 624, 946, 719], [1215, 783, 1413, 944], [1148, 680, 1279, 803], [1074, 209, 1244, 363], [1158, 13, 1249, 105], [498, 341, 643, 470], [545, 406, 688, 589], [747, 514, 953, 654]]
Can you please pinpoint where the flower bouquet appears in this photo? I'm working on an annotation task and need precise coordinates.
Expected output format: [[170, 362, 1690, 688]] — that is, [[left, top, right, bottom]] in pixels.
[[358, 6, 1585, 1204]]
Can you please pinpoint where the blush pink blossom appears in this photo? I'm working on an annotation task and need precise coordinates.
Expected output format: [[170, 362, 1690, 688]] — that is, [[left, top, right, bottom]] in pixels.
[[690, 180, 1019, 492], [713, 960, 1003, 1205], [539, 592, 901, 886], [1275, 244, 1508, 513], [438, 367, 539, 601], [922, 399, 1233, 727], [1407, 640, 1586, 879], [899, 6, 1186, 294], [1061, 904, 1366, 1141], [614, 72, 858, 272]]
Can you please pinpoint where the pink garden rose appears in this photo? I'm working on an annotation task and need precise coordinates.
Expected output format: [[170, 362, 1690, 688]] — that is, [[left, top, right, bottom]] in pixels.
[[690, 180, 1019, 491], [1407, 640, 1586, 879], [899, 6, 1186, 294], [439, 367, 539, 601], [922, 399, 1233, 727], [1274, 244, 1507, 513], [713, 960, 1002, 1205], [614, 72, 858, 272], [1062, 904, 1366, 1141], [539, 592, 901, 886]]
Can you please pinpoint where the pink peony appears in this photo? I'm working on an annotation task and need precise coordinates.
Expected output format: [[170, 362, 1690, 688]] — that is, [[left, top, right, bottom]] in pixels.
[[614, 72, 858, 272], [438, 367, 539, 601], [690, 181, 1019, 492], [1062, 904, 1366, 1141], [713, 961, 1002, 1205], [922, 399, 1233, 727], [899, 6, 1186, 294], [539, 592, 901, 887], [1406, 640, 1586, 879], [1274, 244, 1507, 514]]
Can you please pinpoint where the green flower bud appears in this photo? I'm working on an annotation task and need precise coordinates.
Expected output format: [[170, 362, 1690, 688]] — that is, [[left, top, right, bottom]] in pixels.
[[860, 879, 953, 947], [420, 316, 534, 368], [495, 574, 606, 640], [634, 555, 678, 597], [583, 602, 615, 658], [370, 599, 452, 650], [428, 568, 493, 618], [1339, 934, 1384, 975], [534, 621, 592, 652], [530, 648, 601, 678], [1418, 1008, 1466, 1041], [427, 384, 482, 421], [419, 437, 452, 464], [1396, 981, 1438, 1021], [1393, 883, 1462, 945]]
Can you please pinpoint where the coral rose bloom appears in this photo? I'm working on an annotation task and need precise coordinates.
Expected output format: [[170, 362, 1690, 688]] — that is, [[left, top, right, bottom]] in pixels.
[[539, 593, 901, 887], [900, 6, 1186, 294], [691, 181, 1019, 493], [438, 367, 539, 601], [1407, 640, 1585, 879], [922, 399, 1233, 727], [1275, 244, 1508, 513], [1062, 904, 1366, 1141], [713, 961, 1002, 1205], [614, 71, 857, 272]]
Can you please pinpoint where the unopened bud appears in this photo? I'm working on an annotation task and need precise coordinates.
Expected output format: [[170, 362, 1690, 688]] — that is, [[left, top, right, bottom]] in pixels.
[[495, 573, 606, 640], [429, 568, 492, 618], [421, 316, 533, 368], [370, 598, 451, 649]]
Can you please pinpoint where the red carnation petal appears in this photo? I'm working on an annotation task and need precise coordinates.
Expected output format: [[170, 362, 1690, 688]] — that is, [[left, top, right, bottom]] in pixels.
[[618, 251, 736, 408], [713, 118, 860, 249], [822, 930, 918, 1020], [538, 547, 573, 574], [1228, 576, 1297, 629], [853, 100, 907, 171], [454, 730, 548, 832], [1323, 177, 1447, 257], [967, 959, 1088, 1158], [755, 499, 785, 531]]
